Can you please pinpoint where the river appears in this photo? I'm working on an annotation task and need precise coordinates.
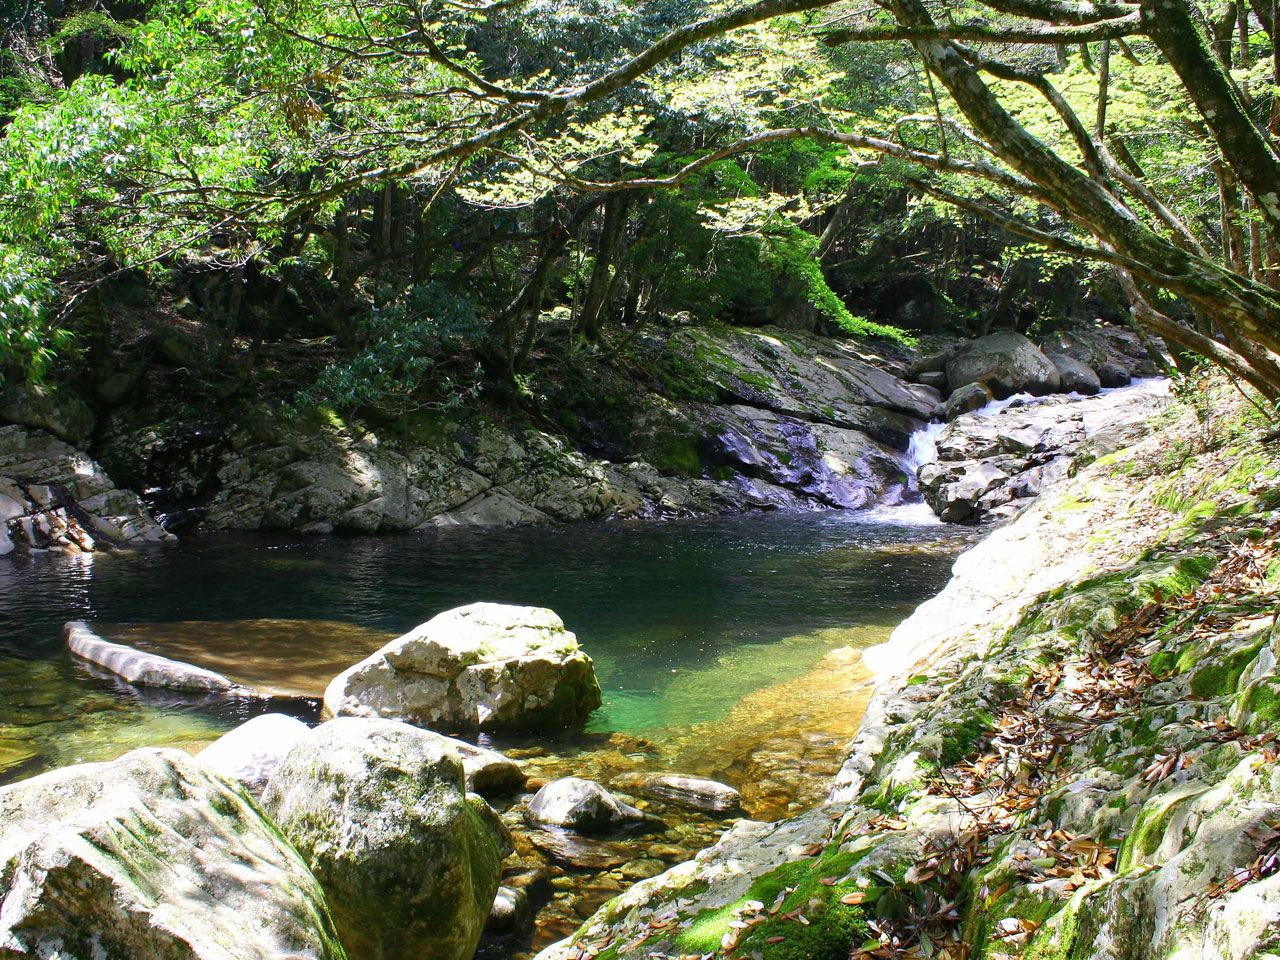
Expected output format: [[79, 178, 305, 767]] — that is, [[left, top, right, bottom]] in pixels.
[[0, 503, 968, 787]]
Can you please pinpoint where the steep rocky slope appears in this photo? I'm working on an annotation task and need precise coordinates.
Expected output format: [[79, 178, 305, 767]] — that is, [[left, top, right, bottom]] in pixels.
[[538, 382, 1280, 960], [0, 321, 1158, 550]]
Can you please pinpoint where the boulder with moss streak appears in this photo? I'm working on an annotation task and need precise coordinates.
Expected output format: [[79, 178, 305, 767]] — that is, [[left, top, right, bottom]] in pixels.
[[323, 602, 602, 731], [0, 747, 346, 960], [262, 717, 513, 960]]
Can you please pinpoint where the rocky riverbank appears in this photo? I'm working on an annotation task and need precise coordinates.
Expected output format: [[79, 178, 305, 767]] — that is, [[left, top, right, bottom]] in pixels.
[[537, 378, 1280, 960], [0, 321, 1159, 553]]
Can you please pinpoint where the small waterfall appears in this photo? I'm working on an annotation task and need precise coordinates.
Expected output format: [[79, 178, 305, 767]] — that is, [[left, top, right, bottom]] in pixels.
[[905, 418, 948, 474]]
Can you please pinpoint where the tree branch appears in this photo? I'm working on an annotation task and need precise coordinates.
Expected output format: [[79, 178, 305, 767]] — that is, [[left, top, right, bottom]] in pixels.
[[820, 14, 1142, 45]]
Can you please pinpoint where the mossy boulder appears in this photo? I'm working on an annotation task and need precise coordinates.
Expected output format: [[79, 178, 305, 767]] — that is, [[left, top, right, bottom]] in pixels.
[[262, 717, 513, 960], [0, 385, 94, 444], [0, 747, 346, 960]]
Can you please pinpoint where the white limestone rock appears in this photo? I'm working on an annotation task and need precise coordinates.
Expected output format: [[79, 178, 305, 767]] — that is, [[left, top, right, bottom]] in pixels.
[[197, 712, 311, 792], [323, 603, 602, 731]]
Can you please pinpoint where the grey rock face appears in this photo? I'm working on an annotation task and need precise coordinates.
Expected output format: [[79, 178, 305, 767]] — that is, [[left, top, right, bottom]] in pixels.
[[698, 404, 909, 510], [0, 747, 347, 960], [525, 777, 651, 833], [94, 324, 936, 535], [918, 380, 1169, 524], [262, 717, 512, 960], [324, 603, 602, 731], [0, 425, 172, 555], [946, 331, 1062, 398]]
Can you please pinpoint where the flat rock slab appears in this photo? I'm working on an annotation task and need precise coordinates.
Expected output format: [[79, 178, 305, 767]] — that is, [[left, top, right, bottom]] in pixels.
[[85, 618, 395, 699]]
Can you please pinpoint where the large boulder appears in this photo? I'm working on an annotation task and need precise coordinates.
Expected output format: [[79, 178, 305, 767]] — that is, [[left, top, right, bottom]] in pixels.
[[197, 712, 311, 792], [0, 748, 346, 960], [946, 331, 1062, 398], [261, 717, 512, 960], [323, 603, 602, 731], [937, 381, 993, 421], [0, 386, 94, 444], [1047, 351, 1102, 396], [525, 777, 651, 833]]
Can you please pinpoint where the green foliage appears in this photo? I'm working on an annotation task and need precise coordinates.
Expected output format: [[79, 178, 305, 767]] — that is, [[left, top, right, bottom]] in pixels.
[[291, 285, 483, 414], [0, 247, 67, 382]]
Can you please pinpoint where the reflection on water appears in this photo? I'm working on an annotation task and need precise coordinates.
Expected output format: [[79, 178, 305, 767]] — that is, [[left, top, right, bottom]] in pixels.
[[0, 508, 970, 784]]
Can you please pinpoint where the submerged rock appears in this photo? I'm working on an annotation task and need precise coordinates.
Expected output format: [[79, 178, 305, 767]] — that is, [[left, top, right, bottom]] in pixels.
[[526, 777, 652, 833], [262, 717, 513, 960], [323, 602, 602, 731], [612, 772, 742, 813], [65, 620, 244, 694], [526, 829, 638, 869], [946, 330, 1062, 398], [0, 747, 346, 960], [197, 711, 310, 792]]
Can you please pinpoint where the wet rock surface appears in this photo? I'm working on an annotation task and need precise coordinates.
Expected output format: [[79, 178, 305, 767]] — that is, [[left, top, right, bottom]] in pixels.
[[918, 379, 1170, 524]]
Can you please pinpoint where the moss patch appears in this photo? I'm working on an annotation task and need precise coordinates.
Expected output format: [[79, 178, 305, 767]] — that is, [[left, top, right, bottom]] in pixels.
[[671, 849, 875, 960]]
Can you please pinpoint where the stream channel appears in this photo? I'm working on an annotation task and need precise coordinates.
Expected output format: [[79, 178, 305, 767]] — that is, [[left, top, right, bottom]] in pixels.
[[0, 490, 973, 954]]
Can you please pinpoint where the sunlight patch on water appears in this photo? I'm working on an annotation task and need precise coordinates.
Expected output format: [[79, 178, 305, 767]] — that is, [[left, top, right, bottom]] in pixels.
[[588, 623, 892, 735]]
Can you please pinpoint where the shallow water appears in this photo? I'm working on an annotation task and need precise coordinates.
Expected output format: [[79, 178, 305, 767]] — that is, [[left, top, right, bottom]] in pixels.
[[0, 506, 968, 785]]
